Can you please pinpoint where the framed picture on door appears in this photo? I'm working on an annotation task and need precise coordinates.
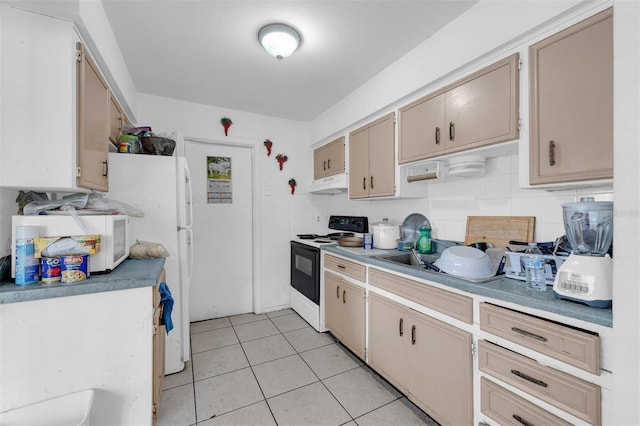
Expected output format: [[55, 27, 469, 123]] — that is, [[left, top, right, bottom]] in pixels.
[[207, 156, 232, 204]]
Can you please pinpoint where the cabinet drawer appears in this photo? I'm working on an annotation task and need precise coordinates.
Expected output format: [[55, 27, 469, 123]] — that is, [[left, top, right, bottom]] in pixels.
[[481, 377, 572, 426], [479, 340, 601, 425], [480, 303, 600, 374], [325, 254, 365, 282], [369, 268, 472, 324]]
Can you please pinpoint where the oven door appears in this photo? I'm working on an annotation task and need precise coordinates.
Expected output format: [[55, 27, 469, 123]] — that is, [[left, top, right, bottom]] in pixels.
[[290, 241, 320, 305]]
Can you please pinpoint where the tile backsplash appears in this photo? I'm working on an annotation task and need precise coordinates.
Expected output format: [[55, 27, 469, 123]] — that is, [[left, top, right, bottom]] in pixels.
[[292, 154, 613, 243]]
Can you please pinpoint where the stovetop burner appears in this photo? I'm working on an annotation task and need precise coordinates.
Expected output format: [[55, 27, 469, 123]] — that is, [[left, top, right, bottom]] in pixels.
[[297, 232, 355, 241]]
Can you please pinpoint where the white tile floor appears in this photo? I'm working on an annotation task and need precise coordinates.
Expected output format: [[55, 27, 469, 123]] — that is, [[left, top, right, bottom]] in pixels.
[[156, 309, 439, 426]]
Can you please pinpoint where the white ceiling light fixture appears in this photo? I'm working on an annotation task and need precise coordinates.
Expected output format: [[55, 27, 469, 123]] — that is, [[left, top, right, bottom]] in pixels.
[[258, 23, 301, 60]]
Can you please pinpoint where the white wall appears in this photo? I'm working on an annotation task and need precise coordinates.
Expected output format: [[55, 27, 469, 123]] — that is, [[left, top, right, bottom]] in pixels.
[[294, 155, 613, 243], [135, 94, 311, 313]]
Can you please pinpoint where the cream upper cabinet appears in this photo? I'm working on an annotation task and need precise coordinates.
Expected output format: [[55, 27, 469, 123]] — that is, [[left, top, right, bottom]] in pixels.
[[398, 54, 519, 164], [529, 8, 613, 185], [368, 292, 473, 426], [0, 7, 80, 190], [398, 92, 446, 164], [77, 42, 110, 192], [0, 7, 124, 192], [313, 137, 345, 179], [348, 113, 395, 199]]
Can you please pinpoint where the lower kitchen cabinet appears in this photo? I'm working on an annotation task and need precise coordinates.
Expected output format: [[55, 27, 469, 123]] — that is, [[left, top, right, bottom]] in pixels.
[[324, 271, 366, 359], [152, 270, 167, 420], [368, 293, 473, 426]]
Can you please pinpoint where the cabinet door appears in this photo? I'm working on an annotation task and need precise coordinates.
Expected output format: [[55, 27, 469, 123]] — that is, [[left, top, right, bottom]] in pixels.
[[398, 92, 446, 163], [314, 137, 345, 179], [0, 8, 78, 189], [324, 272, 342, 335], [529, 9, 612, 185], [324, 272, 365, 359], [338, 280, 366, 359], [368, 113, 395, 197], [407, 309, 473, 426], [445, 53, 519, 152], [368, 293, 410, 393], [109, 95, 124, 147], [77, 43, 110, 191], [348, 126, 370, 199]]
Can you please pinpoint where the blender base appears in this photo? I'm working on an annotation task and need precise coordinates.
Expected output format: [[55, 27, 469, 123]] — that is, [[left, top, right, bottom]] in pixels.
[[553, 291, 612, 308]]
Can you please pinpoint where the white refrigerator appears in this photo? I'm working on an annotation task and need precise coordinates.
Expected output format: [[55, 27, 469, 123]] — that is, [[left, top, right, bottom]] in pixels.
[[107, 152, 193, 374]]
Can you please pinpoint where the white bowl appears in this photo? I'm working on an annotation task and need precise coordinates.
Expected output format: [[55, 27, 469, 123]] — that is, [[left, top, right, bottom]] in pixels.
[[434, 246, 495, 279]]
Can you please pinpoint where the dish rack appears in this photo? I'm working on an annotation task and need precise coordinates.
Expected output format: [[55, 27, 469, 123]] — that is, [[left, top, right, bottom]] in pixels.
[[505, 252, 568, 285]]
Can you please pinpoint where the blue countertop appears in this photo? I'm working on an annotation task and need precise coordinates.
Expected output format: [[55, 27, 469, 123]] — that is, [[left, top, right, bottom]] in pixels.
[[323, 245, 613, 328], [0, 258, 165, 304]]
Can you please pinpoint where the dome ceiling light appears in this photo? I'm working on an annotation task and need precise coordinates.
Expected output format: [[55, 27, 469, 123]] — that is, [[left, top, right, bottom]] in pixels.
[[258, 23, 301, 60]]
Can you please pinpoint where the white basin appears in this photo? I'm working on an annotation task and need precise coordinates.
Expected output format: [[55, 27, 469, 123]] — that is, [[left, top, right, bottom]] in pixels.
[[0, 389, 95, 426]]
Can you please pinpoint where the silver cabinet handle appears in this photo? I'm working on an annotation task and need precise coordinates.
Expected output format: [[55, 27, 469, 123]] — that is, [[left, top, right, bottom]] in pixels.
[[399, 318, 404, 336], [511, 327, 548, 342], [435, 126, 440, 145], [511, 369, 548, 388], [342, 290, 346, 304], [370, 176, 374, 189], [449, 122, 455, 141], [323, 160, 327, 170], [327, 159, 331, 169], [549, 140, 556, 166], [411, 325, 416, 345], [336, 286, 340, 299], [513, 414, 534, 426], [363, 177, 366, 190], [102, 160, 108, 177]]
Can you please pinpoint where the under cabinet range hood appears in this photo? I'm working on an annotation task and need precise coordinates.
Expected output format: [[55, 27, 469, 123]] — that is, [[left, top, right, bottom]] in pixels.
[[309, 173, 348, 194]]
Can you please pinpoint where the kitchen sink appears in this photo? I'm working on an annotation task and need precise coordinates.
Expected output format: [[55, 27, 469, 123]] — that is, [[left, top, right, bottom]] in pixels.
[[372, 251, 503, 284], [373, 252, 440, 267]]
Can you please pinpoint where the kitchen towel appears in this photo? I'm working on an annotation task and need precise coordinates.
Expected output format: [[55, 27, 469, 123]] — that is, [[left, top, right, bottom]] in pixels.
[[159, 282, 174, 333]]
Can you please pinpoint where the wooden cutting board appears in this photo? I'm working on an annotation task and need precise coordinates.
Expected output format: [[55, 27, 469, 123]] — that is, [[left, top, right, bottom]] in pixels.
[[464, 216, 535, 249]]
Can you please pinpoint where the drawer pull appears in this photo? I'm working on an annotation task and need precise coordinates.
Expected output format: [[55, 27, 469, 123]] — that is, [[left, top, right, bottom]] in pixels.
[[399, 318, 404, 336], [323, 160, 327, 170], [449, 122, 455, 141], [512, 414, 534, 426], [411, 325, 416, 345], [511, 327, 548, 342], [363, 177, 366, 190], [549, 140, 556, 166], [337, 264, 346, 269], [511, 369, 548, 388], [336, 286, 340, 299], [435, 126, 440, 145], [343, 290, 346, 304]]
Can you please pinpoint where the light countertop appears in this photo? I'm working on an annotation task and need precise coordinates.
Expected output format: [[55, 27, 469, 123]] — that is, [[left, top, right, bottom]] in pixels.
[[324, 245, 612, 328], [0, 258, 165, 304]]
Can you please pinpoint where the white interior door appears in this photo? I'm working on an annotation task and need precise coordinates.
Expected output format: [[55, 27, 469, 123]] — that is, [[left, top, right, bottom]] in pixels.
[[186, 140, 254, 321]]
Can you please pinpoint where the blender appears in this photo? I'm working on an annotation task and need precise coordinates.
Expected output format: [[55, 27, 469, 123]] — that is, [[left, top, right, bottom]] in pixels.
[[553, 198, 613, 308]]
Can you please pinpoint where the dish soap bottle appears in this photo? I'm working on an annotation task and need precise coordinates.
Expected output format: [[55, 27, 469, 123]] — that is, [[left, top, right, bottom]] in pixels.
[[416, 226, 432, 254]]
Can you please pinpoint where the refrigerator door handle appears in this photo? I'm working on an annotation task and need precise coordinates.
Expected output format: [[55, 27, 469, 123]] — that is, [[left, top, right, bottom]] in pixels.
[[184, 161, 194, 229], [186, 227, 193, 282]]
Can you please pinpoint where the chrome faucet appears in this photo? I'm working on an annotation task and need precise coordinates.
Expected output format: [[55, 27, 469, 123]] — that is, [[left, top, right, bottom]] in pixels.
[[411, 248, 426, 267]]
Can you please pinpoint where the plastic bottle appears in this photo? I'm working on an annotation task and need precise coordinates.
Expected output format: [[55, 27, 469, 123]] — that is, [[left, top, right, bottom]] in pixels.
[[416, 226, 432, 254], [524, 243, 546, 291], [15, 226, 40, 285]]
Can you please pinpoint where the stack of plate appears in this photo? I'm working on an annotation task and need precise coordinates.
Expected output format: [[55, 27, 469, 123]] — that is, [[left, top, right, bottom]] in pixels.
[[447, 155, 486, 178]]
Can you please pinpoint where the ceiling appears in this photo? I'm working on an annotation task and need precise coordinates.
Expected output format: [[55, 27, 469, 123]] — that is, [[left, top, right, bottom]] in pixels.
[[101, 1, 478, 122]]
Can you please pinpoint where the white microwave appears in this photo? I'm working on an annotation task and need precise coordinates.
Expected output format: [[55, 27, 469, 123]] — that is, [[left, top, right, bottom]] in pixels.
[[11, 214, 130, 276]]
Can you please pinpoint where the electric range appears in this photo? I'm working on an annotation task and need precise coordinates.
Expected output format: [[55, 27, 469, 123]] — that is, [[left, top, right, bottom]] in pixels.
[[290, 215, 368, 331]]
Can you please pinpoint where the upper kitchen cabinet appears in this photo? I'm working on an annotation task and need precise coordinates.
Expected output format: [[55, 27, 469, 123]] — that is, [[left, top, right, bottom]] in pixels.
[[77, 42, 110, 192], [529, 8, 612, 186], [398, 91, 446, 163], [313, 136, 345, 180], [398, 54, 519, 164], [110, 93, 130, 149], [0, 6, 126, 192], [349, 113, 395, 199]]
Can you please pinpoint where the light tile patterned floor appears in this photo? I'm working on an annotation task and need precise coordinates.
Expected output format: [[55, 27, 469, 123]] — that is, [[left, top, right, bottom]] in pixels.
[[156, 309, 439, 426]]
